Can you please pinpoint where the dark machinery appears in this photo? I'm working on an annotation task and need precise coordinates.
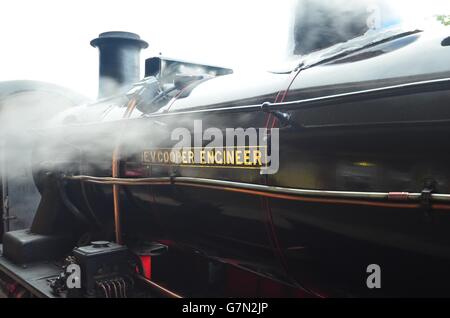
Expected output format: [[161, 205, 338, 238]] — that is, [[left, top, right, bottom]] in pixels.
[[50, 241, 132, 298], [2, 1, 450, 298]]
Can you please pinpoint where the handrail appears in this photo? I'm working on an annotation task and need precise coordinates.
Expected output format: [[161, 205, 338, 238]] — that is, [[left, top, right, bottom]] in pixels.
[[65, 175, 450, 210]]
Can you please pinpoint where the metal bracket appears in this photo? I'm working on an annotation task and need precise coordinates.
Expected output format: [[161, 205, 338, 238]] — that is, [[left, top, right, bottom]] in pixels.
[[261, 102, 303, 129], [261, 102, 292, 126], [421, 180, 436, 217]]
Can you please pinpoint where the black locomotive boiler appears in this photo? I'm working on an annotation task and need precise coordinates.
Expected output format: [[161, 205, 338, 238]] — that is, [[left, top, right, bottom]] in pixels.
[[2, 2, 450, 298]]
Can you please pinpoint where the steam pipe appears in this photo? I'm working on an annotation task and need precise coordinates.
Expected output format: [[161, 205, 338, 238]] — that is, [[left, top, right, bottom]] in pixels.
[[111, 97, 138, 244], [65, 175, 450, 209], [134, 274, 183, 298]]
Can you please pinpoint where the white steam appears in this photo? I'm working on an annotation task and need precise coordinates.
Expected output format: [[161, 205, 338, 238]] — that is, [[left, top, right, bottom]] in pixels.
[[0, 81, 88, 229]]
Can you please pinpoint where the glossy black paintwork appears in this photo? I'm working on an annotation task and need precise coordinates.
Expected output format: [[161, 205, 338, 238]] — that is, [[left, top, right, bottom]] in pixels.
[[36, 28, 450, 296]]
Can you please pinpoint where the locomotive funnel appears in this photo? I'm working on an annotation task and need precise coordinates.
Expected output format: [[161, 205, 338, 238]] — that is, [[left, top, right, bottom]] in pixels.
[[91, 31, 148, 98]]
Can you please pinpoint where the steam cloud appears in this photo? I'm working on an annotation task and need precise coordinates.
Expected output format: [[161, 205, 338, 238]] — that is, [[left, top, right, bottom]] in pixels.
[[292, 0, 401, 55], [0, 81, 88, 228]]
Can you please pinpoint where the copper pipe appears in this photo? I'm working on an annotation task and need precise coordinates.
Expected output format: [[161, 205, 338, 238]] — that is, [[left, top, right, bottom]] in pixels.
[[134, 274, 183, 298], [112, 98, 137, 244], [178, 182, 424, 210], [65, 175, 450, 210], [112, 185, 122, 244], [67, 175, 170, 186]]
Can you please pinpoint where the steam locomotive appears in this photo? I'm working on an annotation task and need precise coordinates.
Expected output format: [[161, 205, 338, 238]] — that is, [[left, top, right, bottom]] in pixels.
[[2, 2, 450, 298]]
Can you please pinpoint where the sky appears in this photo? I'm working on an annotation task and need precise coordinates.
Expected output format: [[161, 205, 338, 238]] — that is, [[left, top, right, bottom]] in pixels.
[[0, 0, 449, 99]]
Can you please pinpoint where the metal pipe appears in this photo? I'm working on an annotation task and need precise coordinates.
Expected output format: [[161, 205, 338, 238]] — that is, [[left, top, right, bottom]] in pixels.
[[134, 274, 183, 298], [263, 77, 450, 111], [112, 98, 138, 244], [65, 175, 450, 208]]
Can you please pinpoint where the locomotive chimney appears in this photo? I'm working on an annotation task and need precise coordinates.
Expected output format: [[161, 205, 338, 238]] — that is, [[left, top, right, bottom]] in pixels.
[[91, 31, 149, 99]]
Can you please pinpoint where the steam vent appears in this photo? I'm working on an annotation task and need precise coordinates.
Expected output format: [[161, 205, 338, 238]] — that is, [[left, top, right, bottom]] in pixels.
[[91, 31, 148, 98]]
